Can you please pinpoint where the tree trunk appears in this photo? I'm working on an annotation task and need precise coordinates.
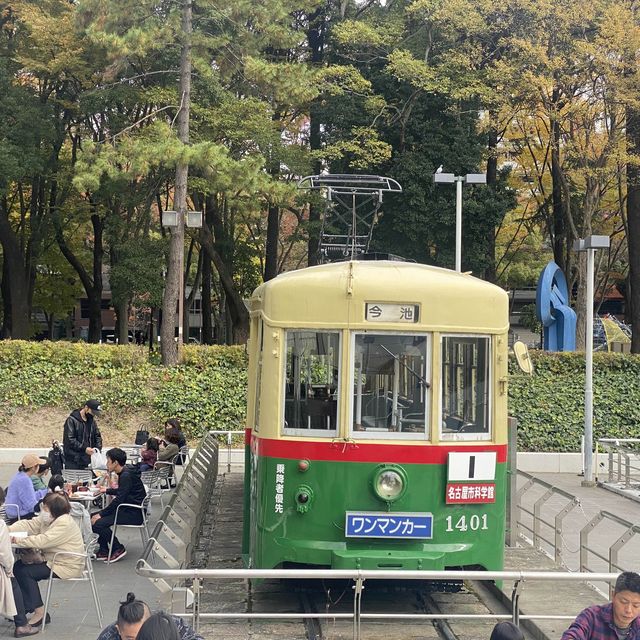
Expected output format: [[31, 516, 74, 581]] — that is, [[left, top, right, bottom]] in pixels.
[[484, 118, 498, 283], [0, 198, 32, 339], [551, 89, 566, 274], [264, 200, 280, 280], [53, 209, 104, 343], [200, 227, 249, 343], [201, 253, 214, 344], [115, 298, 129, 344], [627, 105, 640, 353], [306, 7, 326, 267], [161, 0, 192, 365]]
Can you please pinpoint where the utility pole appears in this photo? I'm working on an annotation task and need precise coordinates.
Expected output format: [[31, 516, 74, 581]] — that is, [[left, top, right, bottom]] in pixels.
[[161, 0, 192, 366]]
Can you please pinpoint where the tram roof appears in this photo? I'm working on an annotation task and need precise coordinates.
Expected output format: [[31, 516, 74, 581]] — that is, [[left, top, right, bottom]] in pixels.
[[250, 260, 509, 332]]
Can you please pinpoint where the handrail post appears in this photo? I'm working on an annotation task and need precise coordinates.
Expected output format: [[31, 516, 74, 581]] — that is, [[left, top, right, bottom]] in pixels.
[[533, 488, 553, 550], [624, 453, 631, 488], [511, 579, 523, 625], [227, 431, 233, 473], [554, 498, 579, 563], [353, 576, 364, 640], [193, 576, 201, 632]]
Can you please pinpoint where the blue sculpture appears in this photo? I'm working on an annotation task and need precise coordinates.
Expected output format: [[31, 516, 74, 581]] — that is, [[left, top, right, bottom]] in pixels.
[[535, 261, 577, 351]]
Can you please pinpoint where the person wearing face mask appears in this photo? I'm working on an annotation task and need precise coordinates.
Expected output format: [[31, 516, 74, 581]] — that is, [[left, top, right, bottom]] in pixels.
[[63, 399, 104, 470], [9, 492, 84, 633], [5, 455, 50, 524]]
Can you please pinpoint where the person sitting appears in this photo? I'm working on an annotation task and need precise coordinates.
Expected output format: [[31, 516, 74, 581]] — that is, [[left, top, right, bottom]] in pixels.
[[91, 448, 147, 563], [161, 419, 187, 464], [9, 492, 84, 631], [5, 455, 50, 524], [138, 612, 180, 640], [96, 592, 204, 640], [562, 570, 640, 640], [0, 486, 33, 637], [31, 462, 50, 492], [139, 438, 159, 472]]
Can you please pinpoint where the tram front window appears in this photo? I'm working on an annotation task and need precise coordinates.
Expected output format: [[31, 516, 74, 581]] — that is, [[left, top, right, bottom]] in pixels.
[[283, 331, 340, 435], [352, 334, 429, 438], [441, 335, 490, 439]]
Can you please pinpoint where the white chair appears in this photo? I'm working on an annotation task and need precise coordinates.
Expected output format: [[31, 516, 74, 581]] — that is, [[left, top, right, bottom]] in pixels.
[[62, 469, 93, 485], [2, 503, 21, 523], [141, 470, 165, 508], [179, 445, 190, 464], [107, 495, 151, 561], [42, 533, 103, 631]]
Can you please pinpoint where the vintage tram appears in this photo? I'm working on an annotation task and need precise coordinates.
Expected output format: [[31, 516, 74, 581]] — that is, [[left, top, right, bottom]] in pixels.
[[242, 259, 509, 571]]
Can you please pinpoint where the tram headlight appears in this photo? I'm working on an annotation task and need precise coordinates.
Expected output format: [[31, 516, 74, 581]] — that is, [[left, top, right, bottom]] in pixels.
[[372, 465, 407, 502]]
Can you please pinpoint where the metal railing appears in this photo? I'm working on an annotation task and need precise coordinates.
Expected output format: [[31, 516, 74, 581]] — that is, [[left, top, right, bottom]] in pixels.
[[135, 564, 620, 637], [516, 471, 580, 562], [597, 438, 640, 488], [208, 429, 244, 472], [580, 510, 640, 575]]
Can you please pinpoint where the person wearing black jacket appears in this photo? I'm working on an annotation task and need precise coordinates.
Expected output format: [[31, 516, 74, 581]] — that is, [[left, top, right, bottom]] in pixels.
[[91, 448, 146, 564], [62, 400, 103, 470]]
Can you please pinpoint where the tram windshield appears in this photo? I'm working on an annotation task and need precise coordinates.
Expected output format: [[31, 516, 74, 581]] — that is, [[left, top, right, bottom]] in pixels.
[[351, 333, 429, 439], [283, 330, 340, 436], [440, 335, 490, 440]]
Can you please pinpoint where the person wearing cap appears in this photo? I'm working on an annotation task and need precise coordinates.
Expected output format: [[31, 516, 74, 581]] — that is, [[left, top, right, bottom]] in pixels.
[[62, 400, 103, 470], [5, 455, 50, 524]]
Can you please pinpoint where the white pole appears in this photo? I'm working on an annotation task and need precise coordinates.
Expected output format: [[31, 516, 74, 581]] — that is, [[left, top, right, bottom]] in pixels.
[[455, 178, 463, 272], [584, 248, 595, 485]]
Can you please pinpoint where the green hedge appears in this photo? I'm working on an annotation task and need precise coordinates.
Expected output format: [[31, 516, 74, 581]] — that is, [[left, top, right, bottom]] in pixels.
[[0, 341, 247, 438], [1, 342, 639, 451], [509, 351, 640, 452]]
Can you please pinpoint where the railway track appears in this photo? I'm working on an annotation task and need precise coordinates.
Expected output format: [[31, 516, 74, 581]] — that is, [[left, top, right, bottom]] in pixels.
[[193, 472, 509, 640]]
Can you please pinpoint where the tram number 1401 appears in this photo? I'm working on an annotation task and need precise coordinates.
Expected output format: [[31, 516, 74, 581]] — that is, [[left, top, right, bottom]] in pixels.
[[445, 514, 489, 532]]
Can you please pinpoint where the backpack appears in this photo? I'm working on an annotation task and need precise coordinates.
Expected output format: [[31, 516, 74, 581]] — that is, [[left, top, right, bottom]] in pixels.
[[48, 442, 65, 476]]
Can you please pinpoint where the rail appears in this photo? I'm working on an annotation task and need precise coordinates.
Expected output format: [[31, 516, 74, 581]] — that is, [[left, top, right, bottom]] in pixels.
[[597, 438, 640, 488], [515, 471, 580, 562]]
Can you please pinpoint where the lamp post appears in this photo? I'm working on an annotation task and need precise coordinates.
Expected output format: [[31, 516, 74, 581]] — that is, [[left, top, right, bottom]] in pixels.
[[161, 210, 202, 347], [573, 234, 610, 486], [433, 171, 487, 272]]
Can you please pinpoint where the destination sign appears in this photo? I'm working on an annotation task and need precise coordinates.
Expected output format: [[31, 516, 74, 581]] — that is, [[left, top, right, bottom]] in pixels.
[[365, 303, 419, 323]]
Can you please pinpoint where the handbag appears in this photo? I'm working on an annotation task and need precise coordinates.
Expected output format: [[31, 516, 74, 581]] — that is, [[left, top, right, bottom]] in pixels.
[[16, 548, 46, 565], [135, 430, 149, 446], [91, 449, 107, 470]]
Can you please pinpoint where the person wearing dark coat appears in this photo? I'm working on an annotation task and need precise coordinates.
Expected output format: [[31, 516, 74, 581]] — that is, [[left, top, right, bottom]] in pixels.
[[62, 400, 103, 470], [91, 448, 147, 563]]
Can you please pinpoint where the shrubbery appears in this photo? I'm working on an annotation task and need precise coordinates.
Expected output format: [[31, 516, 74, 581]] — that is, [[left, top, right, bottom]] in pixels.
[[509, 350, 640, 451], [1, 342, 639, 451], [0, 341, 247, 438]]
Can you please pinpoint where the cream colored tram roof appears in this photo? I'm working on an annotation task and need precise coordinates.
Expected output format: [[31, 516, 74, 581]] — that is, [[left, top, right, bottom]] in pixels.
[[250, 260, 509, 332]]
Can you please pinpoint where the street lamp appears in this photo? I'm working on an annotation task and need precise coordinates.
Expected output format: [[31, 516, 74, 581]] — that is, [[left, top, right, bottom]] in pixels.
[[161, 210, 203, 345], [573, 234, 610, 486], [433, 171, 486, 272]]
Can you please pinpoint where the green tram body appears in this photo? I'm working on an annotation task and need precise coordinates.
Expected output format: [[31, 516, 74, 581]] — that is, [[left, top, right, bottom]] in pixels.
[[242, 260, 509, 572]]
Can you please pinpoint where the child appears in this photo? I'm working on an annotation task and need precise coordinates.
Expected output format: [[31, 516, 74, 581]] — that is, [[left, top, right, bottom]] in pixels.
[[31, 462, 50, 491], [140, 437, 159, 471]]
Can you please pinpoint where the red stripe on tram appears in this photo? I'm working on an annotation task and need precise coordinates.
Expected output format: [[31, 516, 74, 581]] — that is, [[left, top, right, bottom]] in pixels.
[[251, 436, 507, 464]]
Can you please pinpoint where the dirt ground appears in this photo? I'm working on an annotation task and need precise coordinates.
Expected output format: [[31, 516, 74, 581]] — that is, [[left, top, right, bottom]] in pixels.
[[0, 407, 160, 448]]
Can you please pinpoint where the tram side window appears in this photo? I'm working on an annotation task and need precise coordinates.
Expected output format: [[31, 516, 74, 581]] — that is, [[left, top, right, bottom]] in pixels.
[[284, 331, 340, 435], [441, 336, 490, 438], [352, 334, 429, 438]]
